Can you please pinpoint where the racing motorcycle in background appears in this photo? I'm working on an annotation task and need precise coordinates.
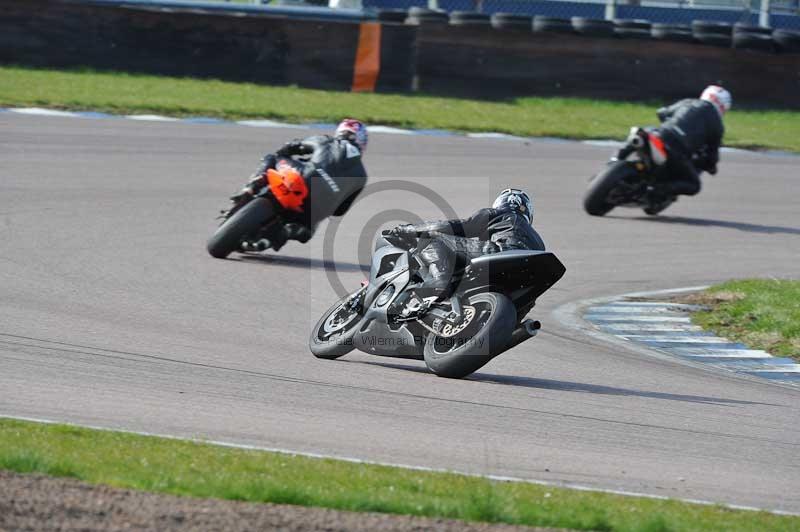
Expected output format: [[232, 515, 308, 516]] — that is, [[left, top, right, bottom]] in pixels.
[[309, 230, 566, 379], [207, 157, 363, 258], [583, 127, 708, 217]]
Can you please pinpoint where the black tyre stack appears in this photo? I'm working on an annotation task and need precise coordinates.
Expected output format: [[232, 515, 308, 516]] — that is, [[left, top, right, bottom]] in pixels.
[[692, 20, 733, 47], [405, 7, 449, 25], [533, 16, 574, 34], [491, 12, 533, 31], [571, 17, 615, 37], [376, 8, 409, 23], [651, 23, 694, 43], [773, 28, 800, 53], [449, 11, 491, 26], [614, 19, 652, 39], [733, 22, 775, 52]]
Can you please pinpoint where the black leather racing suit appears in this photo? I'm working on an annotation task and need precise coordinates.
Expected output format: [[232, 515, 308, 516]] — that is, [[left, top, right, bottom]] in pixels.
[[617, 99, 724, 196], [396, 207, 546, 291], [249, 135, 367, 243]]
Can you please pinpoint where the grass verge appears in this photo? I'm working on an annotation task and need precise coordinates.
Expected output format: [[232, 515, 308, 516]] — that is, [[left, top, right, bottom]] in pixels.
[[684, 279, 800, 360], [1, 65, 799, 152], [0, 418, 797, 531]]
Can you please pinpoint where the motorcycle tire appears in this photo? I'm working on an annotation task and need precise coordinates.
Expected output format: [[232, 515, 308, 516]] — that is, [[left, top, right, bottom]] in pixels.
[[423, 292, 515, 379], [309, 291, 363, 359], [206, 197, 276, 259], [583, 161, 639, 216]]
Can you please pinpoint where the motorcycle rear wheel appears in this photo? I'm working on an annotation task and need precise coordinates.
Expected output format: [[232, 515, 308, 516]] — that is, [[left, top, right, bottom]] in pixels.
[[583, 161, 640, 216], [423, 292, 515, 379], [207, 198, 276, 259]]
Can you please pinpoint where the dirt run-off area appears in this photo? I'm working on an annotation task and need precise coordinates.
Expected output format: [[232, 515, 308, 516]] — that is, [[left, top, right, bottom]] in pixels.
[[0, 471, 565, 532]]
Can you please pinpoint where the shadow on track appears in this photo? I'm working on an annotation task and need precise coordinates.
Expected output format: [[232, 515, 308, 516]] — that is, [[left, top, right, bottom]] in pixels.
[[236, 253, 368, 273], [608, 215, 800, 236], [348, 360, 778, 406], [468, 372, 777, 406]]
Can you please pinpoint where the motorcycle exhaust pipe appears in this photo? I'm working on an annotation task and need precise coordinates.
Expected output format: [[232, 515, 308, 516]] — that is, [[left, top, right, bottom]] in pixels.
[[504, 319, 541, 351]]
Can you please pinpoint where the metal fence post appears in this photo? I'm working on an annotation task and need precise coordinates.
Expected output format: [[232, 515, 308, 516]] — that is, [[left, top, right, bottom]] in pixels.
[[605, 0, 616, 20], [759, 0, 771, 27]]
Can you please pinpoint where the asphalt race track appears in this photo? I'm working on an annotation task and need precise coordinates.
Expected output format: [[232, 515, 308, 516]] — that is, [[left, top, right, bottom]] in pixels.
[[2, 113, 799, 512]]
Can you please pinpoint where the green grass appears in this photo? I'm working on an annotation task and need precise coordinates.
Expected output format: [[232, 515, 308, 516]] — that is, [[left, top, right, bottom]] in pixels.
[[1, 418, 798, 531], [1, 65, 799, 152], [690, 279, 800, 360]]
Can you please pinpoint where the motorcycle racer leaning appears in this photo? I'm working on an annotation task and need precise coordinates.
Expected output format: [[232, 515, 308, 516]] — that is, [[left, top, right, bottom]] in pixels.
[[614, 85, 731, 199], [389, 189, 545, 299], [232, 119, 368, 251]]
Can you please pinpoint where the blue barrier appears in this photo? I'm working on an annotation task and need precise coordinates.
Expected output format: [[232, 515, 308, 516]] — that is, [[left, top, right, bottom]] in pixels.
[[78, 0, 372, 21], [363, 0, 799, 29]]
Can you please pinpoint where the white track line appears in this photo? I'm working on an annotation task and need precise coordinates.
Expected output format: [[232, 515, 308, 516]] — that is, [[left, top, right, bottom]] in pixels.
[[124, 114, 180, 121], [567, 286, 800, 388], [4, 107, 797, 157]]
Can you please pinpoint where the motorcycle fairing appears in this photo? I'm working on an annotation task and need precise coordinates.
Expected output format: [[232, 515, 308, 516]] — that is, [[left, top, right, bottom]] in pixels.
[[353, 242, 424, 358], [465, 250, 566, 304]]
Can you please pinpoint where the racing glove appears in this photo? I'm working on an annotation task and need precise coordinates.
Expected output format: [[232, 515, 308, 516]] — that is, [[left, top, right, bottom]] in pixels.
[[276, 141, 312, 157], [390, 224, 416, 236]]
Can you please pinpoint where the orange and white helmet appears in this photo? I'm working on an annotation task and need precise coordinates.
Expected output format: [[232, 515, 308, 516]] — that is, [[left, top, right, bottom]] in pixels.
[[700, 85, 732, 116]]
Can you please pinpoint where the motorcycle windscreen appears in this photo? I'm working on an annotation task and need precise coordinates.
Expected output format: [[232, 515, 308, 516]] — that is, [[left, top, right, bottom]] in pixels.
[[466, 250, 566, 302]]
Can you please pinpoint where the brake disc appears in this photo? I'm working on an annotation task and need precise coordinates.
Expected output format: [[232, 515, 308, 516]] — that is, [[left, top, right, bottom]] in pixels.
[[433, 306, 476, 338]]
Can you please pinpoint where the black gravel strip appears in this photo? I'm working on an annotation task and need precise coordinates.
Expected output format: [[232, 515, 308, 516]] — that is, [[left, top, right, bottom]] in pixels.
[[0, 471, 564, 532]]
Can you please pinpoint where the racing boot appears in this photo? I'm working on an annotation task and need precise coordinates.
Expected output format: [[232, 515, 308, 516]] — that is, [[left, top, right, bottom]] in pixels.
[[643, 187, 676, 216], [284, 223, 313, 244]]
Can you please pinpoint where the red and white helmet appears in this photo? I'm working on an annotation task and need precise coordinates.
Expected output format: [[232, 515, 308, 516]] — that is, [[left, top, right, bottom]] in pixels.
[[700, 85, 732, 116], [335, 118, 368, 153]]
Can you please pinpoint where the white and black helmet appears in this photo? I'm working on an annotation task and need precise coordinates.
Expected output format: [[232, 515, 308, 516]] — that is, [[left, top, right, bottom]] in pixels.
[[700, 85, 732, 116], [492, 188, 534, 223]]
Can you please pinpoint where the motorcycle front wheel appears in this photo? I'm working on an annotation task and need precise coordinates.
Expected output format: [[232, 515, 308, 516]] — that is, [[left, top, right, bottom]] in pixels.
[[309, 290, 365, 359], [423, 292, 515, 379], [207, 197, 276, 259]]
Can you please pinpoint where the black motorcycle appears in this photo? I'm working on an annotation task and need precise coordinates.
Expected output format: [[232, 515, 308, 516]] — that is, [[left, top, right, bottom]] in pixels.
[[309, 231, 566, 379], [583, 127, 703, 217], [207, 157, 364, 258]]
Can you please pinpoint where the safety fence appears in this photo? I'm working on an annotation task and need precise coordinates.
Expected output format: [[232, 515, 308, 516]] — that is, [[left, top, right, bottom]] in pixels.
[[1, 0, 798, 107]]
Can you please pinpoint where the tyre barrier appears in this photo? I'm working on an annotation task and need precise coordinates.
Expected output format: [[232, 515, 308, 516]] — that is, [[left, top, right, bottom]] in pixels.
[[533, 15, 574, 34], [733, 22, 773, 36], [692, 20, 733, 47], [376, 8, 407, 23], [733, 28, 776, 52], [614, 18, 652, 39], [406, 7, 448, 25], [490, 12, 532, 31], [449, 11, 491, 27], [651, 23, 694, 43], [571, 17, 615, 38], [774, 28, 800, 53]]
